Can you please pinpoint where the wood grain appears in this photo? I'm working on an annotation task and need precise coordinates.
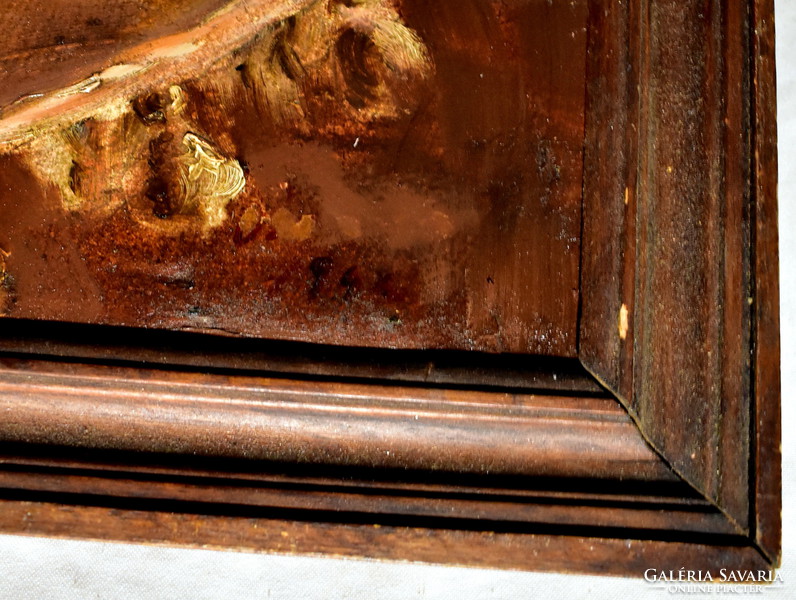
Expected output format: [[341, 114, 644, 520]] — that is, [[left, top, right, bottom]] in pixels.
[[0, 0, 780, 575], [0, 319, 605, 393], [751, 0, 781, 565], [0, 499, 769, 577], [0, 0, 588, 356], [0, 357, 739, 547], [580, 0, 766, 537], [580, 0, 639, 403], [0, 359, 668, 481]]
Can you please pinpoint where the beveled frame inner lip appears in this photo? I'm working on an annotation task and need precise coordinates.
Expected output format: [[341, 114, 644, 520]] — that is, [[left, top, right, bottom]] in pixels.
[[0, 0, 780, 576], [0, 339, 734, 543], [0, 0, 609, 509], [0, 317, 603, 393]]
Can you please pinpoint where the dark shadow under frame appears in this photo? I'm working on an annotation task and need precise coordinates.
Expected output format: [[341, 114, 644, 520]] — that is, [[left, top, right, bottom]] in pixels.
[[0, 0, 780, 576]]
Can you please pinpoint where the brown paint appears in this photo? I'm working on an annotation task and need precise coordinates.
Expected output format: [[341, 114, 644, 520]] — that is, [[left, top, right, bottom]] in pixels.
[[0, 0, 232, 108], [0, 155, 104, 321], [0, 0, 588, 355], [0, 0, 781, 576]]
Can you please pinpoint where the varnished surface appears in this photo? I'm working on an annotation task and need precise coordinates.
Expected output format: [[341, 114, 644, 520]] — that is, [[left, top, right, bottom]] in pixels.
[[0, 1, 231, 108], [580, 0, 770, 540], [0, 358, 668, 481], [580, 0, 638, 404], [751, 0, 781, 564], [0, 0, 781, 576], [0, 319, 606, 393], [0, 499, 770, 577], [0, 0, 587, 355], [634, 0, 752, 531], [0, 357, 741, 548], [0, 460, 727, 534]]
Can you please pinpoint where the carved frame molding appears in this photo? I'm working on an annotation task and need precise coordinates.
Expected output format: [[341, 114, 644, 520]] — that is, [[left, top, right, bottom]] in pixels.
[[0, 0, 780, 576]]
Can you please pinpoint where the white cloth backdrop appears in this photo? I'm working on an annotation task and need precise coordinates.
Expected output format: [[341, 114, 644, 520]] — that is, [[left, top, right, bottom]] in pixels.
[[0, 2, 794, 597]]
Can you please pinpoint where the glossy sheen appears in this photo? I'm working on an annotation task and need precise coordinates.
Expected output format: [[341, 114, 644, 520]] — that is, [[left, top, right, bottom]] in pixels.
[[0, 0, 587, 355], [0, 0, 780, 577], [580, 0, 767, 538]]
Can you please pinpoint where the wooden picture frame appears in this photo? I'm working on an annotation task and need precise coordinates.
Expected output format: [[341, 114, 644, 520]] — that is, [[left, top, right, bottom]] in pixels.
[[0, 0, 780, 576]]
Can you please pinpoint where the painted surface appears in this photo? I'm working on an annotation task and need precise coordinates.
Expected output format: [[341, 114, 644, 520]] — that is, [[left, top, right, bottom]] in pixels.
[[0, 0, 587, 355]]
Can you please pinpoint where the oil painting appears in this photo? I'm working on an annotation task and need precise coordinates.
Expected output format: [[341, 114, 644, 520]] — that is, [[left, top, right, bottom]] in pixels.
[[0, 0, 587, 355]]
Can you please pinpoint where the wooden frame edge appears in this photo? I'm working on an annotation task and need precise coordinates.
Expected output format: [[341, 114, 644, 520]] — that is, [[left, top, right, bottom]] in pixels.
[[751, 0, 782, 566], [0, 498, 770, 578], [0, 355, 768, 573], [581, 0, 781, 568], [0, 0, 781, 576], [0, 360, 667, 482]]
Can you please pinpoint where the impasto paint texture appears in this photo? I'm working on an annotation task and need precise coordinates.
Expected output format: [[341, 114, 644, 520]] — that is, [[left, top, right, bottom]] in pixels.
[[0, 0, 587, 355]]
